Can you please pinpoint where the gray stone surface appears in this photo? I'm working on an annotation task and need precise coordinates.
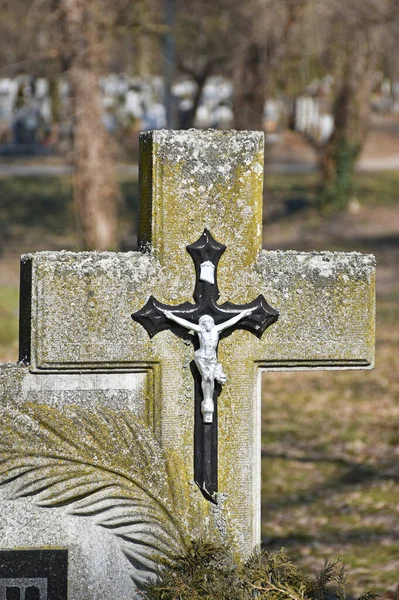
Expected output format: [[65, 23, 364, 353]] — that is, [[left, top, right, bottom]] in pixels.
[[0, 493, 134, 598], [0, 364, 157, 599], [256, 249, 375, 369]]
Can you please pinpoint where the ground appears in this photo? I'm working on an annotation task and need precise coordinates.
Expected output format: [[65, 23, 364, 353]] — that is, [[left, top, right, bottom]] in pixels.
[[0, 154, 398, 596], [260, 172, 399, 595]]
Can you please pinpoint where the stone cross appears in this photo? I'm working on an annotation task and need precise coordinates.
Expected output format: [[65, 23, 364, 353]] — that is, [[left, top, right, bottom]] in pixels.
[[0, 130, 375, 600]]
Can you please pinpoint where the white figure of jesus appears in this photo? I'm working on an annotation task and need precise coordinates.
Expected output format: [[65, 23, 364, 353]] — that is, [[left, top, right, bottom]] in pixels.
[[163, 308, 254, 423]]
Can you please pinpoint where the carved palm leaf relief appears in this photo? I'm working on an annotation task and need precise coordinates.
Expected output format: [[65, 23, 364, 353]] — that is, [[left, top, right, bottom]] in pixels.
[[0, 403, 191, 588]]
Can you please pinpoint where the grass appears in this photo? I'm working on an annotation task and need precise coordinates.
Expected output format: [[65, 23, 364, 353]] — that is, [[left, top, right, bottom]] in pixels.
[[265, 170, 399, 210], [353, 171, 399, 206], [0, 285, 18, 362], [0, 174, 140, 255], [261, 295, 399, 594], [0, 176, 73, 231], [261, 384, 399, 591], [0, 169, 398, 594]]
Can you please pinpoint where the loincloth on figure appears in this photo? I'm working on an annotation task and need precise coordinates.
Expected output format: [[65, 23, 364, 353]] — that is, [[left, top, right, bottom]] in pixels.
[[194, 350, 227, 384]]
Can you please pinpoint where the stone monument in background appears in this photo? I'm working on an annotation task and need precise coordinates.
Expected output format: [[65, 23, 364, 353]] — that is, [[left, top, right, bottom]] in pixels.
[[0, 130, 375, 599]]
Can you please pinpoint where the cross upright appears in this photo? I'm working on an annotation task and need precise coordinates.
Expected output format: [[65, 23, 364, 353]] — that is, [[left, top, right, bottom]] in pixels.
[[14, 129, 375, 559], [133, 129, 375, 548]]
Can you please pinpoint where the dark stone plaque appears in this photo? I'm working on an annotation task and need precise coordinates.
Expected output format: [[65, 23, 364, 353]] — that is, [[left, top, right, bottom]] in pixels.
[[0, 550, 67, 600]]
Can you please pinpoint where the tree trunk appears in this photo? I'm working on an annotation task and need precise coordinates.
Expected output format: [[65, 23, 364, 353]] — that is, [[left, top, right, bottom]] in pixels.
[[190, 74, 207, 128], [177, 71, 208, 129], [57, 0, 119, 250], [318, 26, 383, 208], [70, 67, 119, 249], [231, 0, 301, 131], [233, 41, 268, 131]]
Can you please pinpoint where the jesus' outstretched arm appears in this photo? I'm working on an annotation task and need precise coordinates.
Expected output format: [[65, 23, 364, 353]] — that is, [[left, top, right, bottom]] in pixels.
[[215, 308, 254, 333], [163, 309, 201, 333]]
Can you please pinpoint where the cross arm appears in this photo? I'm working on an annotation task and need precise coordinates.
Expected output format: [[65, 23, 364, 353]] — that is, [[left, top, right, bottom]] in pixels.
[[217, 295, 279, 339], [253, 250, 376, 369], [131, 295, 198, 339]]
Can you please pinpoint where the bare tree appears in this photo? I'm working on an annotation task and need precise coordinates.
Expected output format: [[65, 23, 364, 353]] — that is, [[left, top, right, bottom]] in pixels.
[[174, 0, 233, 128], [0, 0, 55, 75], [382, 1, 399, 84], [171, 0, 308, 131], [314, 0, 392, 207], [232, 0, 307, 131], [112, 0, 163, 76], [55, 0, 119, 250]]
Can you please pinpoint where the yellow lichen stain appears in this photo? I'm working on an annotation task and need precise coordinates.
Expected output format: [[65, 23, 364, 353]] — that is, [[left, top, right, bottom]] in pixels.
[[142, 133, 264, 304]]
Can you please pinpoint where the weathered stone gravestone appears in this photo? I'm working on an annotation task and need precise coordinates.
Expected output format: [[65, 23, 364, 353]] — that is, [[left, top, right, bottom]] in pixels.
[[0, 130, 375, 599]]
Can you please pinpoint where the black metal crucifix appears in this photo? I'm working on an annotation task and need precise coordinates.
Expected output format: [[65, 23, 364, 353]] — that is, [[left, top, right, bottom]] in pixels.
[[132, 229, 279, 503]]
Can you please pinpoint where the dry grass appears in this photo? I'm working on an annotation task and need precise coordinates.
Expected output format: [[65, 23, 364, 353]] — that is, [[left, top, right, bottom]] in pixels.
[[261, 173, 399, 595], [0, 171, 398, 594]]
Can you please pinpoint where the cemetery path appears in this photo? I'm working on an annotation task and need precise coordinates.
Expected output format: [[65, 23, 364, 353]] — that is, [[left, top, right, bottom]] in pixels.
[[0, 157, 398, 177], [0, 161, 317, 176], [265, 156, 399, 174], [0, 162, 320, 176], [0, 163, 138, 177]]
